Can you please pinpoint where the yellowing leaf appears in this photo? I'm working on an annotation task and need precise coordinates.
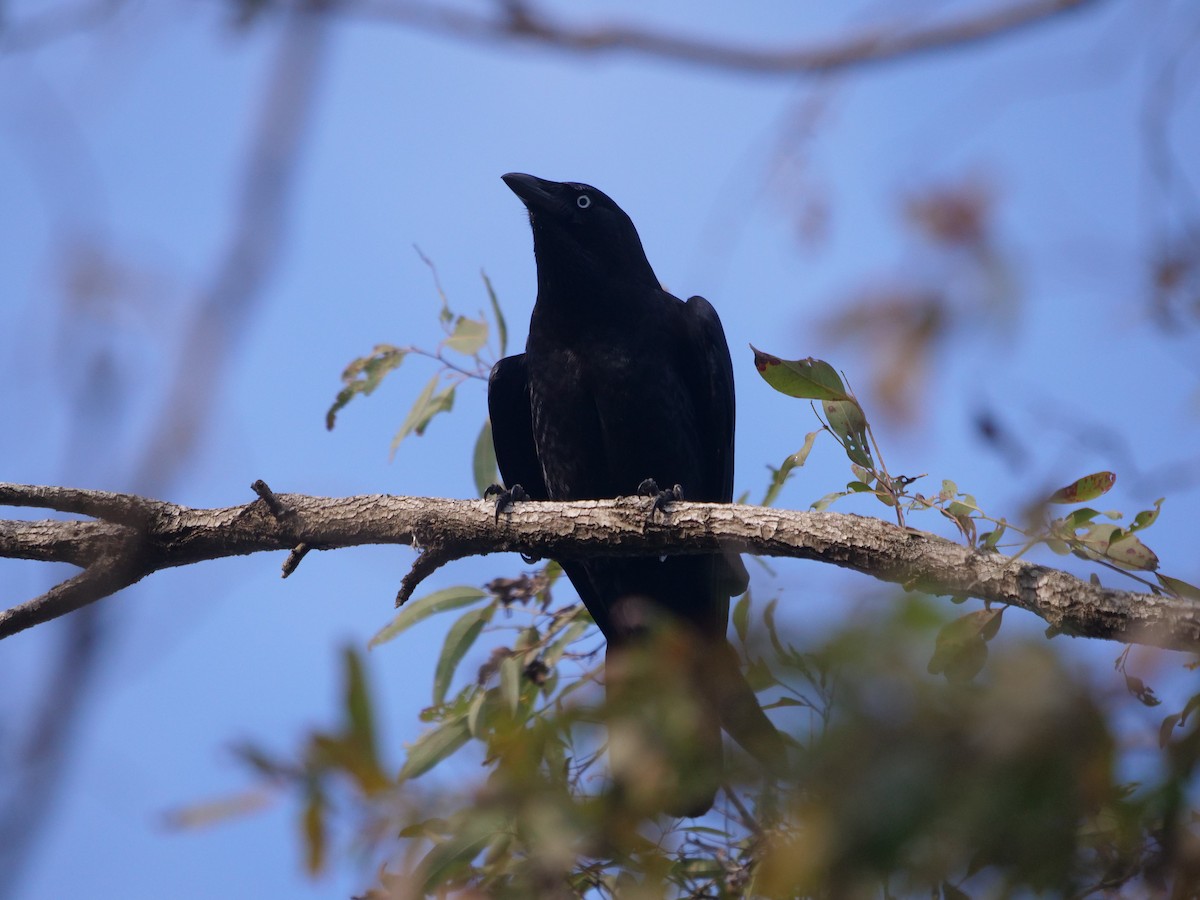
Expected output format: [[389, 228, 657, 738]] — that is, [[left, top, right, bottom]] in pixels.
[[442, 315, 488, 356]]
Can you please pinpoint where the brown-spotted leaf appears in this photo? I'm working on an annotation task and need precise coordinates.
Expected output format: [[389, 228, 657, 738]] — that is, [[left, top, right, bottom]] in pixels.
[[823, 398, 873, 469], [1047, 471, 1116, 504], [751, 348, 850, 401]]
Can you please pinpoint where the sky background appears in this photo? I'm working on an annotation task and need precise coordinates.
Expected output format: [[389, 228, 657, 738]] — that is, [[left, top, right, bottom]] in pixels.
[[2, 1, 1199, 897]]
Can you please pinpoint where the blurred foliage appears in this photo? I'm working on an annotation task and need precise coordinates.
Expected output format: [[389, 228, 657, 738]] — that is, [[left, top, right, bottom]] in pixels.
[[179, 580, 1200, 898], [173, 262, 1200, 897]]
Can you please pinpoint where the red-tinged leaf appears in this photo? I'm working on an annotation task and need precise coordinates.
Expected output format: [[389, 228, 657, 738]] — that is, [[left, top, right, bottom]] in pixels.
[[1047, 471, 1116, 504], [750, 348, 850, 401]]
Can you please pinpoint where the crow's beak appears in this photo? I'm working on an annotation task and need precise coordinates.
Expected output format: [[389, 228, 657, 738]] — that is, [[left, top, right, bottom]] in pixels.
[[502, 172, 561, 215]]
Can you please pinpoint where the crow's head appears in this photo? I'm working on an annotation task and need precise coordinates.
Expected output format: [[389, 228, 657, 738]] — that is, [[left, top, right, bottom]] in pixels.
[[502, 173, 658, 290]]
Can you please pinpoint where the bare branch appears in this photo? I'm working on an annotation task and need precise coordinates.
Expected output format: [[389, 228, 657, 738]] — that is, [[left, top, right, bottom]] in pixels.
[[336, 0, 1106, 76], [0, 483, 1196, 653]]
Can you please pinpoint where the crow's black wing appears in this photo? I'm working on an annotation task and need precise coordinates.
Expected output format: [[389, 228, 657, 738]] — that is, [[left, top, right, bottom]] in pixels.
[[682, 295, 736, 503], [488, 352, 614, 636], [488, 353, 548, 500], [683, 295, 749, 596]]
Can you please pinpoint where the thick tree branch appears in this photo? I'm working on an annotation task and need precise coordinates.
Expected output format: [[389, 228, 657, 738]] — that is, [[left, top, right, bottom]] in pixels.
[[337, 0, 1106, 76], [0, 482, 1195, 651]]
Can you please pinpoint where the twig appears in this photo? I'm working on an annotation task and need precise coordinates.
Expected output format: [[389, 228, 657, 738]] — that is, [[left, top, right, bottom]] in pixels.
[[396, 543, 460, 607], [340, 0, 1106, 76]]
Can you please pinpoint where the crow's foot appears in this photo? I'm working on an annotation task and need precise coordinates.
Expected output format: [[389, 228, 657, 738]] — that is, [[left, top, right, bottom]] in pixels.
[[636, 478, 683, 518], [485, 483, 528, 523]]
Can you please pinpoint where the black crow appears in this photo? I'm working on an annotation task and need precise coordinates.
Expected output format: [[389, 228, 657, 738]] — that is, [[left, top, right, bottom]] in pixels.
[[488, 173, 785, 816]]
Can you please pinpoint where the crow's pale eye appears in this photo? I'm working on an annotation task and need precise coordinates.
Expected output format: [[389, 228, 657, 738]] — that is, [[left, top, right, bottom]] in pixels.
[[576, 195, 591, 209]]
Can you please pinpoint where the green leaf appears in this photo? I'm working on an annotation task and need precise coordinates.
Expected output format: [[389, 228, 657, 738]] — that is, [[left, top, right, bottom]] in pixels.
[[763, 598, 787, 663], [762, 432, 820, 506], [416, 813, 504, 893], [369, 586, 488, 649], [669, 857, 726, 879], [543, 616, 591, 667], [398, 716, 471, 780], [750, 348, 850, 401], [499, 654, 521, 716], [811, 490, 851, 511], [823, 398, 873, 469], [482, 270, 507, 356], [1158, 574, 1200, 601], [732, 592, 751, 644], [1064, 507, 1102, 529], [980, 519, 1007, 550], [466, 688, 486, 737], [302, 784, 327, 875], [433, 606, 494, 707], [390, 375, 456, 457], [1047, 471, 1116, 504], [763, 696, 812, 710], [442, 315, 488, 356], [1130, 498, 1164, 533], [325, 345, 407, 430], [342, 647, 377, 763], [473, 419, 499, 497], [928, 609, 1004, 682]]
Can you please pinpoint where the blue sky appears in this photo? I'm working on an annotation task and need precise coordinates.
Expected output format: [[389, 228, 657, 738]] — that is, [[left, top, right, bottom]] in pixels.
[[2, 1, 1199, 896]]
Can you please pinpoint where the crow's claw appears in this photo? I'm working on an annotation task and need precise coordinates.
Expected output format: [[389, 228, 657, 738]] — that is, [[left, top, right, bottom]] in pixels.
[[637, 478, 683, 518], [486, 483, 528, 523]]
